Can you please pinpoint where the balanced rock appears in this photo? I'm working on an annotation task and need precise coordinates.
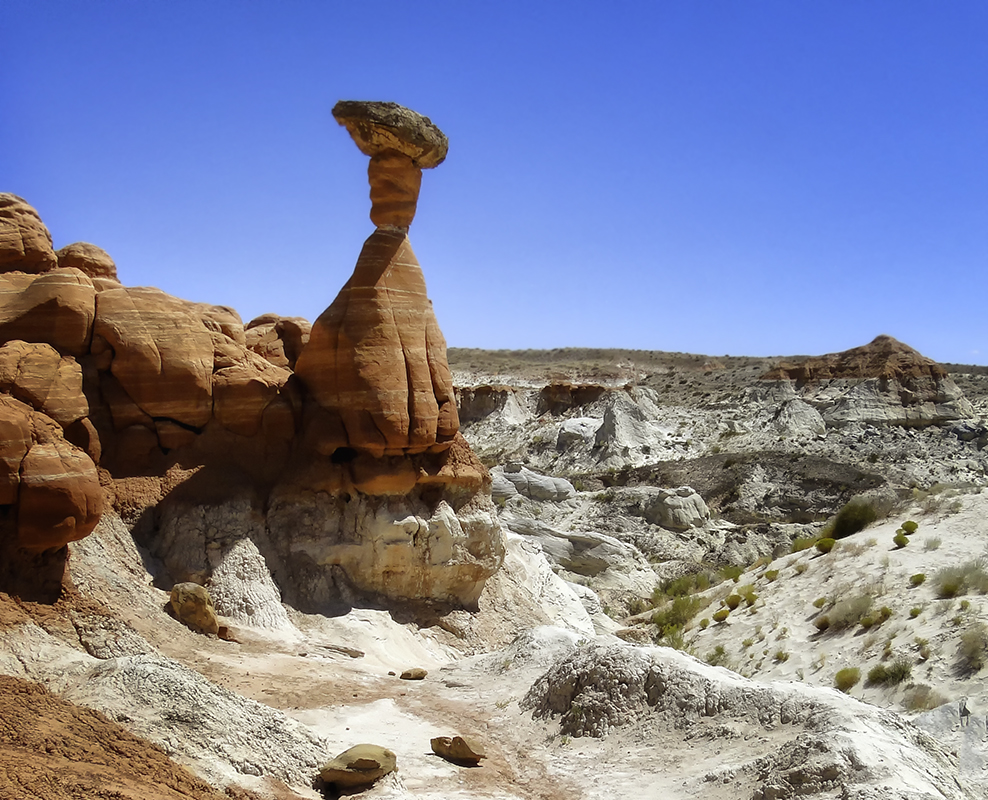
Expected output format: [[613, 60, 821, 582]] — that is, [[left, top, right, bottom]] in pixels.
[[332, 100, 448, 168], [56, 242, 118, 282], [430, 735, 486, 766], [296, 228, 458, 457], [0, 193, 58, 274], [169, 582, 220, 635], [0, 268, 96, 356], [319, 743, 396, 789]]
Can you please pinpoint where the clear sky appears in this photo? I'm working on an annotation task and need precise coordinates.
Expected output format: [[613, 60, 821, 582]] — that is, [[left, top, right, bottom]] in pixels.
[[2, 1, 986, 364]]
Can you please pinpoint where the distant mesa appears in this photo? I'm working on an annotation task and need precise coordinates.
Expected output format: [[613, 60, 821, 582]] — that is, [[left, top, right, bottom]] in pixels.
[[761, 334, 974, 428]]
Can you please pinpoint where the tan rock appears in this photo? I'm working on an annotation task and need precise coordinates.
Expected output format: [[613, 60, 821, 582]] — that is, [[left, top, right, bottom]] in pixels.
[[14, 400, 103, 552], [212, 350, 292, 437], [368, 151, 422, 229], [0, 340, 88, 425], [319, 743, 396, 789], [55, 242, 118, 282], [430, 735, 486, 765], [0, 396, 32, 505], [94, 287, 213, 428], [295, 228, 458, 457], [169, 582, 220, 635], [0, 268, 96, 356], [245, 314, 310, 370], [0, 194, 57, 274], [332, 101, 448, 169], [399, 667, 427, 680], [196, 303, 245, 345]]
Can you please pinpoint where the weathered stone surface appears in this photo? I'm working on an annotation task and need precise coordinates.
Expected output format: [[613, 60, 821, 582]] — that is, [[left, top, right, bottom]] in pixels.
[[169, 582, 220, 635], [295, 228, 458, 457], [0, 193, 57, 274], [641, 486, 710, 531], [0, 395, 32, 505], [195, 303, 245, 345], [94, 287, 213, 429], [212, 349, 291, 437], [319, 743, 396, 788], [56, 242, 118, 282], [0, 340, 88, 426], [493, 464, 576, 502], [430, 735, 486, 765], [332, 101, 448, 169], [0, 268, 96, 356], [244, 314, 310, 370], [13, 398, 103, 552], [367, 151, 422, 229]]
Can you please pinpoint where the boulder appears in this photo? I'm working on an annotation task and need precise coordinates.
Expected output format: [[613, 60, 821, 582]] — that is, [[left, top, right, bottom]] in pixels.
[[295, 228, 458, 457], [212, 350, 291, 437], [557, 417, 602, 449], [94, 286, 214, 428], [55, 242, 118, 282], [0, 268, 96, 356], [493, 464, 576, 502], [641, 486, 710, 531], [0, 193, 57, 274], [400, 667, 427, 680], [196, 303, 245, 345], [319, 743, 396, 789], [169, 582, 220, 635], [773, 398, 826, 438], [244, 313, 310, 370], [332, 100, 448, 169], [430, 735, 486, 765], [0, 340, 88, 425], [0, 395, 32, 504]]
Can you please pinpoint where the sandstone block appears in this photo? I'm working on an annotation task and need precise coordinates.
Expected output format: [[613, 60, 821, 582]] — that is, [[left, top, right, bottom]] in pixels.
[[56, 242, 118, 282], [0, 268, 96, 356], [332, 101, 448, 168], [430, 735, 486, 765], [320, 743, 396, 789], [0, 193, 57, 274], [0, 340, 88, 425], [169, 582, 220, 635]]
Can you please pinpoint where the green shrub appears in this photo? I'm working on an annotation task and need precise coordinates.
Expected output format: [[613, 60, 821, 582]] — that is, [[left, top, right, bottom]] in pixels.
[[910, 573, 926, 587], [791, 537, 816, 553], [812, 596, 827, 609], [815, 538, 836, 555], [699, 618, 710, 630], [725, 594, 742, 610], [830, 497, 880, 539], [859, 615, 875, 630], [774, 649, 789, 663], [719, 565, 744, 583], [738, 584, 759, 606], [866, 658, 912, 686], [651, 595, 707, 633], [909, 607, 922, 618], [834, 667, 861, 692], [957, 623, 988, 675], [878, 606, 893, 623], [712, 608, 730, 623], [901, 520, 919, 534], [893, 532, 909, 549], [795, 562, 808, 575], [813, 615, 831, 632], [705, 644, 729, 667], [765, 570, 780, 582]]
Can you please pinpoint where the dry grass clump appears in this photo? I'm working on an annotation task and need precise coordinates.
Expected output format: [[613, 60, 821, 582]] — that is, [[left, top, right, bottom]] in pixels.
[[822, 593, 874, 633], [957, 622, 988, 675], [903, 684, 948, 712], [828, 496, 882, 539], [934, 559, 988, 598]]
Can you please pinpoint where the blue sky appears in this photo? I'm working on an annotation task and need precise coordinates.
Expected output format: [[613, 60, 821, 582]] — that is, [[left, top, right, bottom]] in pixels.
[[2, 1, 986, 364]]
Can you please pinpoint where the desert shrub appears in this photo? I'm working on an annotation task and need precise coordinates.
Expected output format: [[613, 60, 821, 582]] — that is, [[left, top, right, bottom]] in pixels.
[[901, 520, 919, 534], [957, 623, 988, 675], [815, 538, 836, 555], [813, 615, 831, 632], [828, 594, 874, 632], [719, 565, 744, 583], [626, 596, 652, 616], [910, 573, 926, 587], [765, 570, 780, 582], [712, 608, 730, 623], [903, 685, 948, 712], [916, 637, 932, 661], [859, 615, 875, 630], [867, 658, 912, 686], [924, 537, 942, 552], [705, 645, 729, 667], [878, 606, 893, 623], [652, 594, 707, 632], [738, 584, 758, 605], [909, 607, 923, 618], [830, 497, 880, 539], [934, 559, 988, 599], [699, 618, 710, 630], [834, 667, 861, 692], [893, 532, 909, 549], [774, 649, 789, 663], [725, 594, 742, 610], [812, 596, 827, 609], [657, 571, 712, 600], [791, 537, 816, 553], [795, 562, 808, 575]]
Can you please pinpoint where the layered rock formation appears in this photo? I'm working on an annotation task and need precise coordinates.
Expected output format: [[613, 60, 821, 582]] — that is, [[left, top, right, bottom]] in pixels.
[[0, 103, 502, 612], [762, 334, 975, 427]]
